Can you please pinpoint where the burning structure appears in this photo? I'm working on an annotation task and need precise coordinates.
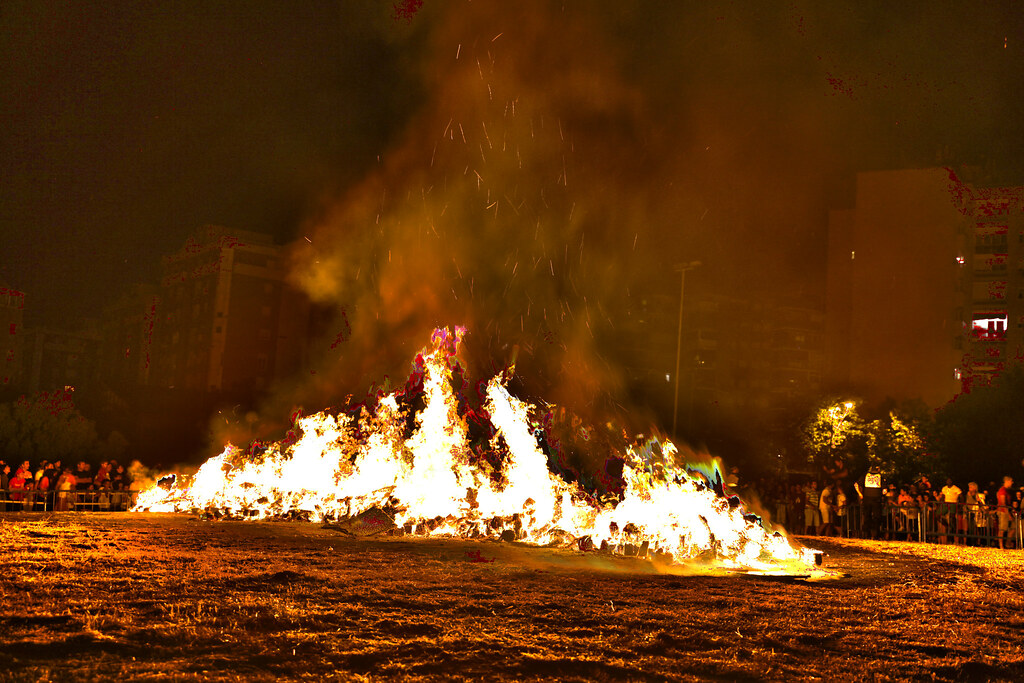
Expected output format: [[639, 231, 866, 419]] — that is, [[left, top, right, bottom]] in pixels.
[[136, 327, 818, 573]]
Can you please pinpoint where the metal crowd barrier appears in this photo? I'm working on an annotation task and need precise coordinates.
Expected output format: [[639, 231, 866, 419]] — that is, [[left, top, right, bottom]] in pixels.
[[0, 488, 141, 512], [836, 502, 1024, 548]]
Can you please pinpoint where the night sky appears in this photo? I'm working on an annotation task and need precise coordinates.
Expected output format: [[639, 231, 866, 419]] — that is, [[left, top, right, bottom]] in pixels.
[[3, 0, 1023, 339]]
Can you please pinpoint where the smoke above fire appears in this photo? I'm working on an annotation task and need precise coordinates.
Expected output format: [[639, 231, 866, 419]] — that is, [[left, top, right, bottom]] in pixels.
[[203, 1, 946, 482], [137, 328, 818, 572], [286, 4, 656, 423]]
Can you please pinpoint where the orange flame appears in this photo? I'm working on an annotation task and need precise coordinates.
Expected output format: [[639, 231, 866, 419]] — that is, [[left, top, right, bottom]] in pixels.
[[135, 328, 818, 571]]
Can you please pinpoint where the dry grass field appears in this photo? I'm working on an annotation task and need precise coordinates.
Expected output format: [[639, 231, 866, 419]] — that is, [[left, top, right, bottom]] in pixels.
[[2, 512, 1023, 681]]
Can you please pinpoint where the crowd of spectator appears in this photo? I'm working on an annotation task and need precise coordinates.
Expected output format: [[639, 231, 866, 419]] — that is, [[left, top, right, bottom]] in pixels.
[[0, 459, 135, 512], [744, 463, 1024, 550], [3, 451, 1023, 552]]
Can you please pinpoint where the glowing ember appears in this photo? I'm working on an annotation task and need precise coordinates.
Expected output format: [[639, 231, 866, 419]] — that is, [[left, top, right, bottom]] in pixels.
[[135, 327, 818, 571]]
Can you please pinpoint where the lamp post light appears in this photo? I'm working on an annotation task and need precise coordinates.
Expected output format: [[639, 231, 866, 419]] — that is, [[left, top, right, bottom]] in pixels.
[[827, 400, 856, 456], [672, 261, 701, 437]]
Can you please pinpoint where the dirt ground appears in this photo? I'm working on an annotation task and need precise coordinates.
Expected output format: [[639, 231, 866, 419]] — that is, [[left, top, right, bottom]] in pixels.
[[1, 513, 1023, 682]]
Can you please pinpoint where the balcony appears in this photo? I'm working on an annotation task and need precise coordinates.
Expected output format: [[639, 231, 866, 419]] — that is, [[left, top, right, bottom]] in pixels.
[[970, 313, 1008, 342], [969, 328, 1007, 342]]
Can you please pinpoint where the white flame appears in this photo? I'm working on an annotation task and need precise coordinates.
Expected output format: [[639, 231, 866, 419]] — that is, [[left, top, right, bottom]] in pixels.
[[135, 328, 817, 571]]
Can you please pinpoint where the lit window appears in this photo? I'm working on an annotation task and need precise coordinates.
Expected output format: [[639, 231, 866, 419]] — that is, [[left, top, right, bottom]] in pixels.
[[971, 313, 1008, 339]]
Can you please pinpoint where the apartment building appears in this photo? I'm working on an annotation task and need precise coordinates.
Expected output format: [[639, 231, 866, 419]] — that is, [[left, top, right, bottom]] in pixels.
[[151, 226, 310, 393]]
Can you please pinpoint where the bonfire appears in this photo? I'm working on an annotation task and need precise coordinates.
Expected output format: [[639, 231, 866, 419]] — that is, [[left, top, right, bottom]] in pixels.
[[135, 327, 819, 572]]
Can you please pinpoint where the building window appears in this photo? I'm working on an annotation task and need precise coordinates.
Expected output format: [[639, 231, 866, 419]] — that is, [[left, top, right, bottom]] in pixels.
[[971, 312, 1008, 340]]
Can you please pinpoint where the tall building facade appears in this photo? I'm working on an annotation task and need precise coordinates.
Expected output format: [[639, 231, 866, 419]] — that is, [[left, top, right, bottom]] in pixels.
[[621, 291, 824, 427], [152, 226, 310, 393], [98, 284, 160, 389], [955, 184, 1024, 392], [823, 167, 1023, 407], [685, 296, 824, 414]]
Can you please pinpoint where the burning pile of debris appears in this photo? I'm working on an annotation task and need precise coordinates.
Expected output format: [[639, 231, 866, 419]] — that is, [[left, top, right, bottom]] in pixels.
[[135, 327, 818, 572]]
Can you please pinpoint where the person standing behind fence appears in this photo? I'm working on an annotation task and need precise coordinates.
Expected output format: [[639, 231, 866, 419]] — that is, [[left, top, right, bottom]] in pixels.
[[884, 484, 899, 539], [819, 481, 835, 536], [964, 482, 981, 544], [55, 468, 75, 511], [803, 480, 821, 535], [855, 466, 884, 540], [939, 478, 962, 545], [996, 476, 1014, 549], [21, 479, 36, 511], [98, 482, 111, 511], [8, 467, 26, 508], [35, 469, 50, 511], [835, 484, 848, 536], [42, 462, 58, 510], [15, 460, 31, 481], [896, 487, 915, 541]]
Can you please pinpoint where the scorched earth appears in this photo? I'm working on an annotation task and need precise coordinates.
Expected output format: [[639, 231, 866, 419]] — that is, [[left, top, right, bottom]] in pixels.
[[2, 513, 1024, 681]]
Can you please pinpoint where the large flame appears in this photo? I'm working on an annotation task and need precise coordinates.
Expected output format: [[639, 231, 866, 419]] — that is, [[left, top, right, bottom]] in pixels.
[[135, 328, 817, 571]]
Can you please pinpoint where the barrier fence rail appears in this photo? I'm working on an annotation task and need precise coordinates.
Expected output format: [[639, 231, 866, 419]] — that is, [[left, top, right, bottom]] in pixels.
[[6, 488, 1024, 549], [0, 488, 142, 513], [836, 502, 1024, 548]]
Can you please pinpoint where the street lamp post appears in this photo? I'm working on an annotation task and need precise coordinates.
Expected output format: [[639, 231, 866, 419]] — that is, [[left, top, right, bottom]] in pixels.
[[672, 261, 701, 436], [827, 400, 855, 457]]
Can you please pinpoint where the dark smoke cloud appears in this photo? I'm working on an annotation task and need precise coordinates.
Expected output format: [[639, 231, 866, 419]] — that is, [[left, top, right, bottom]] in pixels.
[[287, 3, 664, 425], [274, 0, 1024, 426], [205, 0, 1024, 458]]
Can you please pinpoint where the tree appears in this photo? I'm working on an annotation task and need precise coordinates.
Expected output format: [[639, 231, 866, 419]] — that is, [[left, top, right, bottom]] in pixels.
[[935, 365, 1024, 484], [867, 400, 939, 484], [801, 398, 868, 471], [0, 389, 112, 465]]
